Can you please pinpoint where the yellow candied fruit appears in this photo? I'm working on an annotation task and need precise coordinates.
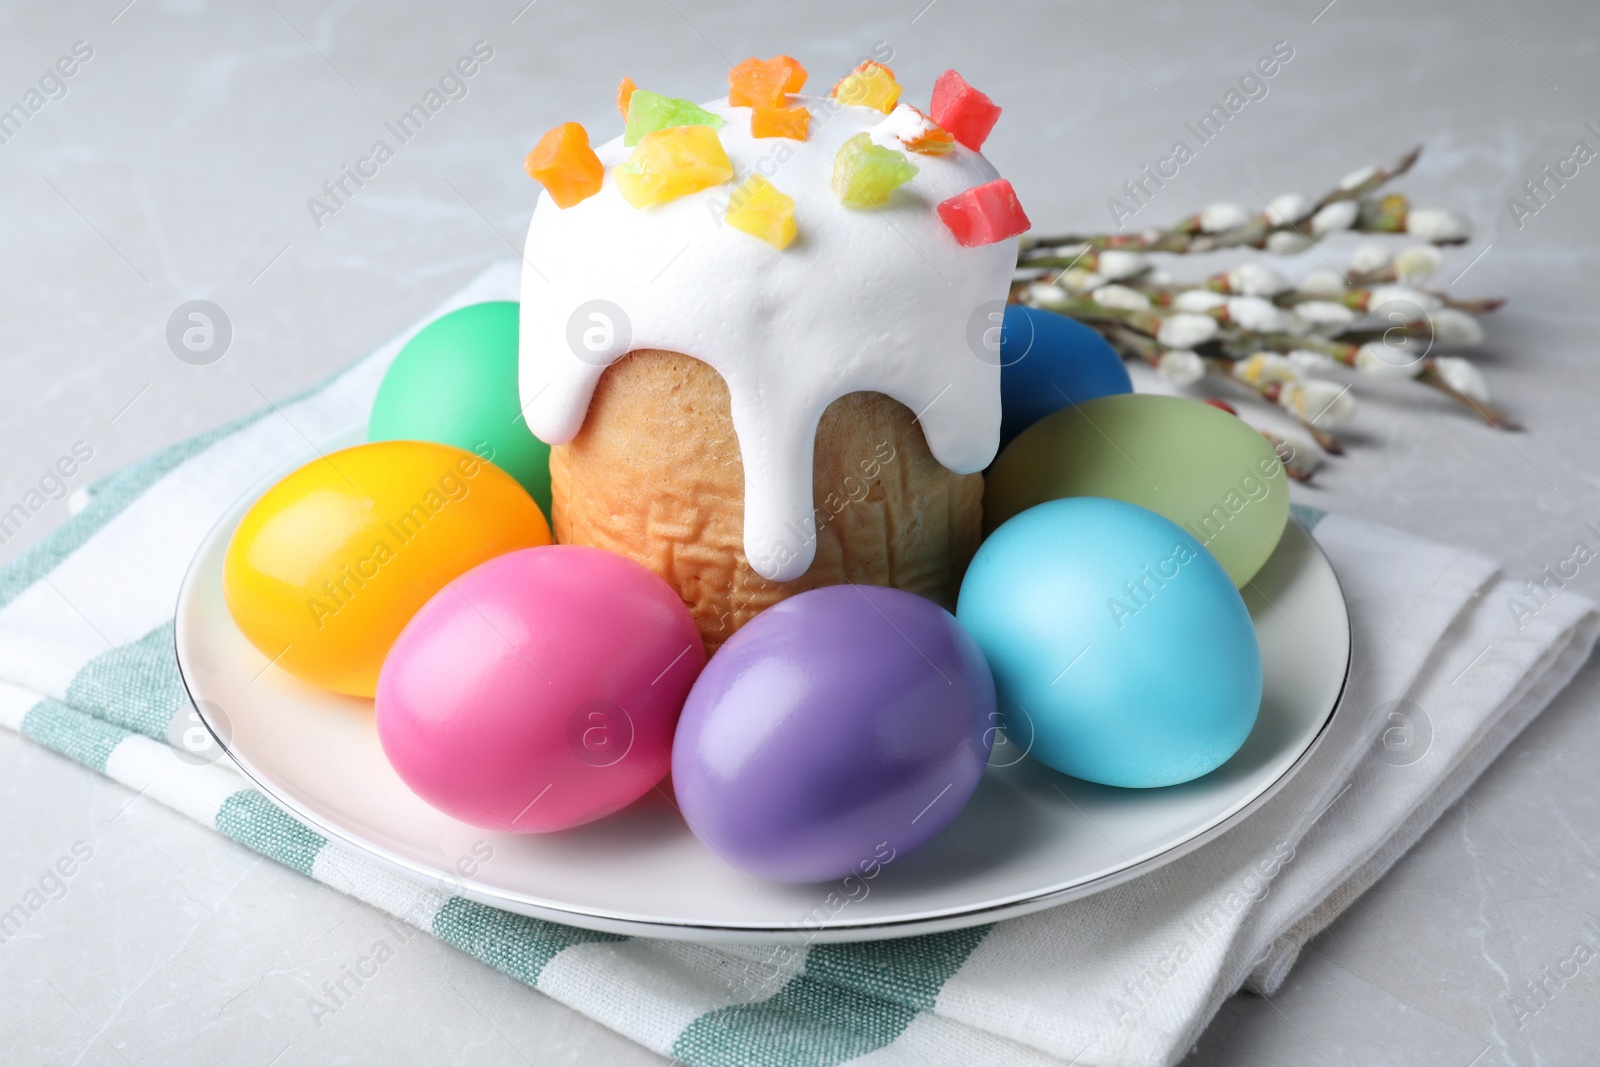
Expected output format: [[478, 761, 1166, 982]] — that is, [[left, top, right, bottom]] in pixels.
[[751, 105, 810, 140], [725, 175, 797, 250], [613, 125, 734, 208], [523, 122, 604, 209], [830, 60, 901, 114]]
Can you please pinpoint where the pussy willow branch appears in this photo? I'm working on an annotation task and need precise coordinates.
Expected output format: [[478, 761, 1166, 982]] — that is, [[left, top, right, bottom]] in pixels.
[[1010, 144, 1516, 444], [1019, 285, 1518, 433], [1017, 147, 1428, 259]]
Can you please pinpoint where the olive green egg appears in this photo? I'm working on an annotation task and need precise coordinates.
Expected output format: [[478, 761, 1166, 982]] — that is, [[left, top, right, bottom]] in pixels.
[[368, 301, 552, 519], [983, 393, 1290, 587]]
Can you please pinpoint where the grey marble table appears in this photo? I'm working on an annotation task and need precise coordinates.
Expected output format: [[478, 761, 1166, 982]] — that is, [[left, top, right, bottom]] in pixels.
[[2, 0, 1597, 1063]]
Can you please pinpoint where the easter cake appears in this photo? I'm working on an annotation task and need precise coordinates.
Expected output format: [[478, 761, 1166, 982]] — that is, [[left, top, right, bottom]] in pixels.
[[519, 60, 1027, 649]]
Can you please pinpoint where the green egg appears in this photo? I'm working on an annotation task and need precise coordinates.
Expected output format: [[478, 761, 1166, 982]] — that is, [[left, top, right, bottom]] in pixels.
[[368, 301, 552, 519], [984, 394, 1290, 587]]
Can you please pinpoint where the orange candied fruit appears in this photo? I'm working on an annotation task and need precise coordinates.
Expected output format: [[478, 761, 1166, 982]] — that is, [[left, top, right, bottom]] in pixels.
[[830, 60, 900, 113], [751, 105, 810, 140], [616, 76, 637, 121], [524, 122, 604, 209], [899, 105, 956, 155], [728, 55, 807, 109]]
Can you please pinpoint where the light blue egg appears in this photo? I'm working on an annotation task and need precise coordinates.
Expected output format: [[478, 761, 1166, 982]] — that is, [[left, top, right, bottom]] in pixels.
[[956, 497, 1261, 788]]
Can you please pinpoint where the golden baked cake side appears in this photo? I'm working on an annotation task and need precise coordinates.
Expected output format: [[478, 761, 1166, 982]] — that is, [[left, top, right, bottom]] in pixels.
[[550, 350, 983, 650]]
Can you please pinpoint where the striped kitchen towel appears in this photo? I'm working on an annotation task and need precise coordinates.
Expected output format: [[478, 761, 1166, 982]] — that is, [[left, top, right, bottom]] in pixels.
[[1, 262, 1594, 1067]]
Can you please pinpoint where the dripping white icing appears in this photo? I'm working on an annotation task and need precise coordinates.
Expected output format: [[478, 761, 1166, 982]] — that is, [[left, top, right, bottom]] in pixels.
[[519, 96, 1017, 582]]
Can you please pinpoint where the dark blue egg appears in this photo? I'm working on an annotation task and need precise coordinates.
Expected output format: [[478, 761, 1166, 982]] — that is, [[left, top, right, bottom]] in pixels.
[[998, 305, 1132, 450]]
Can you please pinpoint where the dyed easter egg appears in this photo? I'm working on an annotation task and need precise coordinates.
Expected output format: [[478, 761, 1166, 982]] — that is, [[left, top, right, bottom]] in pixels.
[[957, 497, 1261, 788], [985, 393, 1288, 587], [369, 301, 553, 517], [998, 305, 1131, 449], [223, 441, 549, 697], [376, 545, 704, 832], [673, 585, 995, 883]]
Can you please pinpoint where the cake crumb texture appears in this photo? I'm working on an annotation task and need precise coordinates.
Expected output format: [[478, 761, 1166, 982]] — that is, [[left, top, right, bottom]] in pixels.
[[550, 350, 983, 650]]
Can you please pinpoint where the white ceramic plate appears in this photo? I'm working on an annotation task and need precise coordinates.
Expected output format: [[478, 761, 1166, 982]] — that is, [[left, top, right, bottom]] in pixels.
[[175, 429, 1351, 943]]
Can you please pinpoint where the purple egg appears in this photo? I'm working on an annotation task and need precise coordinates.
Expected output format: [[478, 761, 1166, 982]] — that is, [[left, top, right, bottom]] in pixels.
[[672, 585, 996, 883]]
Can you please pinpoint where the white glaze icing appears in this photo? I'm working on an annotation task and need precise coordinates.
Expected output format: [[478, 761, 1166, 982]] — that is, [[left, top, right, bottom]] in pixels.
[[518, 94, 1017, 582]]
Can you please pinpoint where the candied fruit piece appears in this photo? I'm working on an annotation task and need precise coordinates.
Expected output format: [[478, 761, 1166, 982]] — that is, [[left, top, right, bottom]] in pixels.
[[831, 132, 918, 208], [778, 58, 807, 93], [725, 174, 797, 249], [895, 105, 956, 155], [613, 125, 734, 208], [616, 76, 636, 121], [623, 90, 724, 146], [729, 55, 808, 109], [929, 69, 1001, 151], [903, 126, 955, 155], [523, 122, 604, 209], [937, 178, 1031, 247], [830, 60, 901, 113], [751, 104, 810, 140]]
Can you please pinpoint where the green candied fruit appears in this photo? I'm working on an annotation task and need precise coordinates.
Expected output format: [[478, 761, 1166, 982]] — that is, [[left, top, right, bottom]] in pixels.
[[831, 132, 919, 208], [623, 90, 724, 146]]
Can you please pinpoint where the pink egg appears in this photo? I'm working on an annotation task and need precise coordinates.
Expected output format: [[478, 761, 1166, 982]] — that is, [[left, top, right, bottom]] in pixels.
[[375, 545, 705, 832]]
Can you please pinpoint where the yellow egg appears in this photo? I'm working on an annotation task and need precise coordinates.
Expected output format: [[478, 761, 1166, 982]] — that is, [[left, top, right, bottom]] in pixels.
[[223, 441, 550, 697]]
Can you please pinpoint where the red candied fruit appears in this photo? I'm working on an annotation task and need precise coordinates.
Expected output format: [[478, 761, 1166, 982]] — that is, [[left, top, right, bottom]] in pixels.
[[929, 69, 1002, 151], [936, 178, 1030, 247]]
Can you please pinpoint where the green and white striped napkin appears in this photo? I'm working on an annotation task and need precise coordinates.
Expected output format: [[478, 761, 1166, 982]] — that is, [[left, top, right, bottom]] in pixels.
[[2, 263, 1594, 1067]]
